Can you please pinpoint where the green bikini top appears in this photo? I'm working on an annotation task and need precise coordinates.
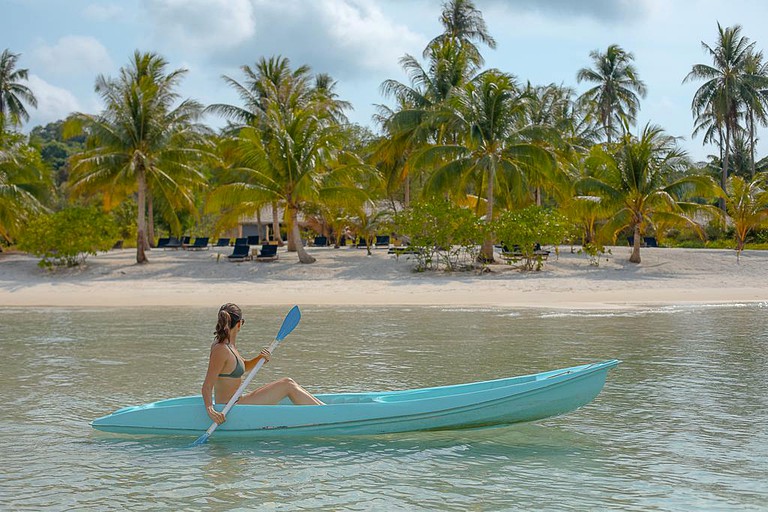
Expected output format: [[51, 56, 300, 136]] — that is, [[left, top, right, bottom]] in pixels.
[[218, 343, 245, 378]]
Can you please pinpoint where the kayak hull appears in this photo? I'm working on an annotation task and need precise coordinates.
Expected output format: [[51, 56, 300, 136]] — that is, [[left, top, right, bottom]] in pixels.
[[91, 360, 619, 438]]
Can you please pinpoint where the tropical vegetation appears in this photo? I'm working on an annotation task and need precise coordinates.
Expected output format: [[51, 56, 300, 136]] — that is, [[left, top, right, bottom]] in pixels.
[[3, 1, 768, 270], [18, 206, 117, 268]]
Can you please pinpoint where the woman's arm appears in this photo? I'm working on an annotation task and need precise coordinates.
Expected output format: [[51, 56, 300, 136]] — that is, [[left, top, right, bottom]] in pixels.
[[202, 345, 227, 424], [244, 348, 271, 372]]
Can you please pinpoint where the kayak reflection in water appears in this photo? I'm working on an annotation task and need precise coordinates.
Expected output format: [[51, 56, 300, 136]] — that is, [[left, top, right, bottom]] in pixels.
[[202, 303, 324, 425]]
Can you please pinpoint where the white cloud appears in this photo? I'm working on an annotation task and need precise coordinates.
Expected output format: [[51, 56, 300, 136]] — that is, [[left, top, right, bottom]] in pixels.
[[33, 36, 113, 76], [143, 0, 256, 51], [25, 75, 82, 127], [485, 0, 654, 22], [310, 0, 424, 73], [142, 0, 423, 79], [83, 3, 124, 21]]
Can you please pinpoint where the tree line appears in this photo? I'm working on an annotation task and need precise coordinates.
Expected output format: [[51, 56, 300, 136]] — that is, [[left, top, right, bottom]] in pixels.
[[2, 0, 768, 267]]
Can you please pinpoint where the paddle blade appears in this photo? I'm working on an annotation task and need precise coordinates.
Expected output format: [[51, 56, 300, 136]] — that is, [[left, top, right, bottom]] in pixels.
[[191, 432, 210, 446], [276, 305, 301, 341]]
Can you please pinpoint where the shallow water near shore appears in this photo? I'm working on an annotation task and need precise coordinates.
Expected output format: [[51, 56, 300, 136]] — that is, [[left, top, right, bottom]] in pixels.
[[1, 304, 767, 511]]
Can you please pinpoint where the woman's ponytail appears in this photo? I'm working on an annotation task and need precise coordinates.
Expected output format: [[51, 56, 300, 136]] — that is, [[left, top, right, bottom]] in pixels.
[[214, 303, 242, 343]]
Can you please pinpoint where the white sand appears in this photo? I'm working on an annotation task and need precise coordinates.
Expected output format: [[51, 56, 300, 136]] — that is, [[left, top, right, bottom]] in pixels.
[[1, 245, 767, 309]]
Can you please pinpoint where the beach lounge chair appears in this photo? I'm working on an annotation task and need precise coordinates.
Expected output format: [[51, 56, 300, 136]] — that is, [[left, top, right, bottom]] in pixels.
[[356, 237, 368, 248], [187, 237, 209, 250], [227, 244, 251, 262], [156, 237, 170, 248], [111, 240, 123, 250], [255, 244, 278, 262], [247, 235, 261, 246], [164, 237, 183, 250], [388, 243, 419, 258], [500, 244, 523, 261], [313, 236, 329, 247], [215, 237, 231, 247], [234, 237, 248, 247], [627, 236, 658, 248], [375, 235, 391, 248]]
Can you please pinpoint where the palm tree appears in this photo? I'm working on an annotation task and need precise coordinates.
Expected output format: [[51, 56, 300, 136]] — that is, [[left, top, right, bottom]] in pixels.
[[311, 73, 352, 125], [67, 51, 211, 264], [742, 51, 768, 178], [684, 24, 765, 206], [415, 69, 556, 261], [206, 56, 313, 131], [0, 49, 37, 131], [376, 38, 480, 207], [0, 131, 51, 242], [208, 58, 369, 263], [425, 0, 496, 67], [724, 174, 768, 256], [580, 123, 721, 263], [577, 44, 647, 143]]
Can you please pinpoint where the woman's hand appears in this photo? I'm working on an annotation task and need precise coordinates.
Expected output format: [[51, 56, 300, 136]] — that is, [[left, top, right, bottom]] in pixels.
[[207, 405, 226, 425], [260, 348, 271, 362]]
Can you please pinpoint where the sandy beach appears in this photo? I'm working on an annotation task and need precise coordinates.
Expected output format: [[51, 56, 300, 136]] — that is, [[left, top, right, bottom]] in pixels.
[[1, 244, 767, 309]]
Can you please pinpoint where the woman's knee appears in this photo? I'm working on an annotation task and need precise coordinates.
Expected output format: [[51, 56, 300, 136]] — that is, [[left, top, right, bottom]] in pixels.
[[277, 377, 297, 388]]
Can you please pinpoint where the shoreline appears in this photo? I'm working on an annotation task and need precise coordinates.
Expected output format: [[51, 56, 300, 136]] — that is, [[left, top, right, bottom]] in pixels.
[[2, 245, 767, 309]]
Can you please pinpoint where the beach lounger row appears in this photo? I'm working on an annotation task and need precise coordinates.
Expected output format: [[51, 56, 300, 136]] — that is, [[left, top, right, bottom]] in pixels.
[[311, 235, 392, 248], [227, 243, 279, 262], [156, 237, 210, 250], [498, 243, 550, 262]]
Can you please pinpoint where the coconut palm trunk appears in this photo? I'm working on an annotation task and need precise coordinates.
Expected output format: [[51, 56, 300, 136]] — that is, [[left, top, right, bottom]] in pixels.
[[136, 167, 148, 264], [721, 124, 731, 211], [271, 201, 283, 245], [749, 109, 756, 179], [480, 164, 496, 262], [288, 206, 315, 264], [147, 193, 155, 248], [404, 175, 411, 207], [630, 223, 642, 263]]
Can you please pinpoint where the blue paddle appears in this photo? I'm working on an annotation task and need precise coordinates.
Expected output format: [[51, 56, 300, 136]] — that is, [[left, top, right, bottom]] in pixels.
[[191, 305, 302, 446]]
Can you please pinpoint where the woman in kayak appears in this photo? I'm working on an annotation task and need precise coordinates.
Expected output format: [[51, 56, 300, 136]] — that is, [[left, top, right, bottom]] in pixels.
[[202, 303, 324, 425]]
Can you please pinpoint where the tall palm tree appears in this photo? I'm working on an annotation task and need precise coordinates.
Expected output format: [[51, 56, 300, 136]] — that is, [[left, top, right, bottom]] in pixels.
[[311, 73, 352, 125], [742, 50, 768, 178], [415, 70, 556, 261], [376, 39, 479, 206], [579, 123, 720, 263], [577, 44, 647, 143], [206, 56, 313, 131], [208, 58, 368, 263], [67, 51, 211, 264], [684, 24, 766, 205], [0, 49, 37, 131], [425, 0, 496, 67], [724, 174, 768, 256]]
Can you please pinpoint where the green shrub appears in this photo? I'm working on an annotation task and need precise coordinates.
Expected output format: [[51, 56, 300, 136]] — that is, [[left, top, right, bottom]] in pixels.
[[393, 200, 484, 271], [491, 207, 573, 270], [18, 207, 118, 268]]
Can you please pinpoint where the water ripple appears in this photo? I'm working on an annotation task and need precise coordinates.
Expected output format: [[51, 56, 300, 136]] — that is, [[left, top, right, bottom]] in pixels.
[[1, 305, 767, 510]]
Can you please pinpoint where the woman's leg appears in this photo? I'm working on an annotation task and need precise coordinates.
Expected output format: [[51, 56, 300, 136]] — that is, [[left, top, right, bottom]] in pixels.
[[239, 377, 324, 405]]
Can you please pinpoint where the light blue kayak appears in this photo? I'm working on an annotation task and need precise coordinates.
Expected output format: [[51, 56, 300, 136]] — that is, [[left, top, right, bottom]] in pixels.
[[91, 360, 619, 438]]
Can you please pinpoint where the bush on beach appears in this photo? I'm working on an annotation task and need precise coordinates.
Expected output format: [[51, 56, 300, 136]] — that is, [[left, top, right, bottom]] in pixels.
[[18, 207, 118, 268], [493, 207, 574, 270], [393, 199, 484, 271]]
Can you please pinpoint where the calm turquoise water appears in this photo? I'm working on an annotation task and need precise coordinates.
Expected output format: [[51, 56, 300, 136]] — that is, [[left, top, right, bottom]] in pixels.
[[1, 304, 767, 511]]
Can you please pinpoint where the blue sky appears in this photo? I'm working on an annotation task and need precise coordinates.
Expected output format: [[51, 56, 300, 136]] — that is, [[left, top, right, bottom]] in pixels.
[[4, 0, 768, 161]]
